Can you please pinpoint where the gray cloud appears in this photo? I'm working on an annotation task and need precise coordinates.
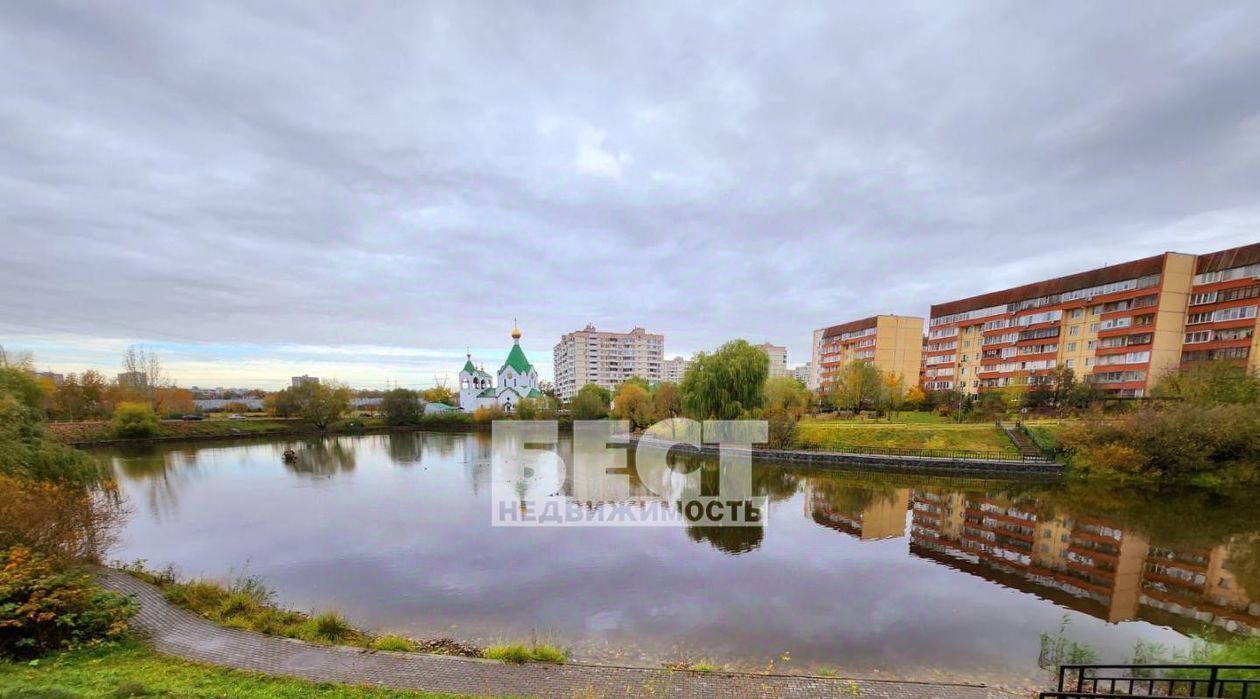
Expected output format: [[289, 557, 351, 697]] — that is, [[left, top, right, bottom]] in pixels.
[[3, 1, 1259, 382]]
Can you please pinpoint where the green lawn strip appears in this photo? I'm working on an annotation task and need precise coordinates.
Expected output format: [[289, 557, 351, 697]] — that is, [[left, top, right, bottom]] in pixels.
[[1025, 424, 1063, 450], [797, 420, 1018, 454], [0, 639, 477, 699]]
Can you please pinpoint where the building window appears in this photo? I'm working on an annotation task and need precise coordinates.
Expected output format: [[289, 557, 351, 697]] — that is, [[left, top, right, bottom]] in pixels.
[[1069, 326, 1080, 336], [1070, 309, 1084, 319], [1089, 323, 1100, 333], [1065, 359, 1075, 368], [1067, 342, 1077, 352]]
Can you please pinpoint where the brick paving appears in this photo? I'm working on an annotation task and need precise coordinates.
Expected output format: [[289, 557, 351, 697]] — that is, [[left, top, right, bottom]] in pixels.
[[97, 568, 1014, 699]]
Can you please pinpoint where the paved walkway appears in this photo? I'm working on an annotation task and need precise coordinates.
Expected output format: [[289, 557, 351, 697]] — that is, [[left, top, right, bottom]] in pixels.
[[97, 569, 1014, 699]]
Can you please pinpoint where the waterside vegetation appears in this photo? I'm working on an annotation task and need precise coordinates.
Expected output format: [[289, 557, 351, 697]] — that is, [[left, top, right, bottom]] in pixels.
[[117, 561, 566, 664]]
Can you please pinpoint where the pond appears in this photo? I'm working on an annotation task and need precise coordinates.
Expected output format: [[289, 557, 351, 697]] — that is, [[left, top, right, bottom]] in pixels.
[[95, 431, 1260, 687]]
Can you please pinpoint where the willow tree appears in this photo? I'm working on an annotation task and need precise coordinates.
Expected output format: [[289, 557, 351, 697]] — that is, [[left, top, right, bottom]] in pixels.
[[680, 339, 768, 419]]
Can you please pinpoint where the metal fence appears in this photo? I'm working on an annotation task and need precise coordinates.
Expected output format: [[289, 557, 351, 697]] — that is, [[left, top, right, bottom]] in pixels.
[[794, 442, 1052, 463], [1041, 663, 1260, 698]]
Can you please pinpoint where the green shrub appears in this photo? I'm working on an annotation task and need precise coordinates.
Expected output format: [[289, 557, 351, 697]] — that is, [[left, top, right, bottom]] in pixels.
[[569, 383, 610, 420], [470, 405, 507, 424], [0, 392, 106, 486], [110, 403, 160, 439], [417, 411, 472, 428], [0, 368, 44, 412], [371, 634, 415, 652], [381, 389, 422, 426], [0, 546, 135, 659], [1063, 404, 1260, 480], [1150, 637, 1260, 697]]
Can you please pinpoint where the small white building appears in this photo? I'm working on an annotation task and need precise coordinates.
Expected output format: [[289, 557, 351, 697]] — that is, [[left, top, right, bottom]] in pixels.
[[458, 326, 542, 413]]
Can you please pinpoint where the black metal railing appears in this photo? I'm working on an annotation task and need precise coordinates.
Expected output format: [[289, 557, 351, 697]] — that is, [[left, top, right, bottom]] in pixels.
[[1040, 663, 1260, 698], [794, 442, 1052, 463], [1018, 422, 1065, 459]]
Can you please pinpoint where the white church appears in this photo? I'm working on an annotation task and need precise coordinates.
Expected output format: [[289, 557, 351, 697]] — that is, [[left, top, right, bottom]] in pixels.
[[458, 325, 543, 413]]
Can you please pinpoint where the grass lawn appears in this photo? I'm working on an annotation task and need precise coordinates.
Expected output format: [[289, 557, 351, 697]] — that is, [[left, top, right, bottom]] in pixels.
[[0, 639, 476, 699], [797, 418, 1018, 454], [1025, 423, 1065, 450], [47, 417, 392, 445]]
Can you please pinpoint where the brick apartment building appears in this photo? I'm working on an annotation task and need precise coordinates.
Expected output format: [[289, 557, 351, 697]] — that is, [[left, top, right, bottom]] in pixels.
[[924, 242, 1260, 397]]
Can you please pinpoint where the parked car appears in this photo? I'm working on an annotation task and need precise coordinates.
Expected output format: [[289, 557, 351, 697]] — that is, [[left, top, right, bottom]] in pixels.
[[228, 414, 247, 420], [180, 414, 205, 421]]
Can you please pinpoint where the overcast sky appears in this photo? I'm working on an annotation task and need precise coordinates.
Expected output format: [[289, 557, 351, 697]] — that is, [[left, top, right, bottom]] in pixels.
[[3, 1, 1259, 389]]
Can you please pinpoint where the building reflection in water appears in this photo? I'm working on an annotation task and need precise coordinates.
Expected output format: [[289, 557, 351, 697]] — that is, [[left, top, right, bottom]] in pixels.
[[799, 484, 1256, 635], [806, 481, 910, 540]]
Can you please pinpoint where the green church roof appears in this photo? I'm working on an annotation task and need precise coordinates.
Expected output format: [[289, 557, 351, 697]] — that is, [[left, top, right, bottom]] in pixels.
[[477, 387, 496, 398], [462, 357, 491, 378], [499, 342, 533, 376]]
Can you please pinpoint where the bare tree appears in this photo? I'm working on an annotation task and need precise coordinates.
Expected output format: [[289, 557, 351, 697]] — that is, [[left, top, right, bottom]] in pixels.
[[0, 344, 35, 370], [120, 345, 169, 405]]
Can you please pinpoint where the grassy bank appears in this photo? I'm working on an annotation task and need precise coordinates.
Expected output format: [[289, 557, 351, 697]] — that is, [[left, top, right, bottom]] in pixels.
[[48, 418, 316, 445], [116, 564, 561, 663], [0, 638, 477, 699], [796, 417, 1019, 454], [47, 414, 489, 446]]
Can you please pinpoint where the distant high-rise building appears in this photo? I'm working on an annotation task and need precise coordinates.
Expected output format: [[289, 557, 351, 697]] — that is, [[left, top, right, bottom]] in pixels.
[[117, 371, 148, 388], [35, 371, 64, 385], [553, 325, 664, 400], [755, 342, 788, 378], [811, 315, 924, 390], [661, 355, 691, 384], [291, 375, 320, 388], [790, 363, 813, 387]]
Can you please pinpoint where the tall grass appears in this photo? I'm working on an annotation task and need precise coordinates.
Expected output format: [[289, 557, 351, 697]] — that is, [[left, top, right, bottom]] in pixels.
[[119, 562, 368, 647], [482, 642, 567, 664], [372, 635, 416, 652]]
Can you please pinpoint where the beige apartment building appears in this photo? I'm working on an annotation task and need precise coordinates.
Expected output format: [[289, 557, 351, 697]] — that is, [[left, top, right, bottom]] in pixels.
[[660, 355, 691, 384], [756, 342, 788, 378], [791, 362, 812, 388], [810, 315, 925, 390], [553, 325, 664, 400]]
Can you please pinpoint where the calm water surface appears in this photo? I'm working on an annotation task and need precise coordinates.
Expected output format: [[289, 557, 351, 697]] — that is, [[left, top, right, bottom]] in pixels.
[[97, 432, 1260, 686]]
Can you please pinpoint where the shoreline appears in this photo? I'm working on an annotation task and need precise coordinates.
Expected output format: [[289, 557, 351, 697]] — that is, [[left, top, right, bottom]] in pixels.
[[54, 420, 490, 448], [63, 421, 1062, 477], [91, 567, 1020, 698]]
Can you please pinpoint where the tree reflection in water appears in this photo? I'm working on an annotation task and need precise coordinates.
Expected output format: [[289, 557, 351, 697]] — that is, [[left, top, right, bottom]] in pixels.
[[282, 438, 356, 476]]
